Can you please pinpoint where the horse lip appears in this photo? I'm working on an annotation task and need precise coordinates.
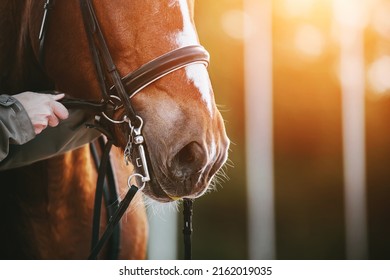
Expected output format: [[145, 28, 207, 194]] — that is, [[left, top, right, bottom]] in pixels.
[[140, 163, 173, 202], [138, 140, 186, 202], [144, 161, 208, 202], [134, 149, 174, 202]]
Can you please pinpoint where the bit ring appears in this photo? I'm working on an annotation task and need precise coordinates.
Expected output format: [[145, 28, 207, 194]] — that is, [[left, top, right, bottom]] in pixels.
[[127, 173, 146, 191]]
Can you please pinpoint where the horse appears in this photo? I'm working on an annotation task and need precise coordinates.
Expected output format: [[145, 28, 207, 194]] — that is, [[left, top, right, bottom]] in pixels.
[[0, 0, 229, 259]]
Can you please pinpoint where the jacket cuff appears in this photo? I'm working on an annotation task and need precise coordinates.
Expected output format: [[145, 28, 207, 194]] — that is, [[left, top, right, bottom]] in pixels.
[[0, 95, 35, 161]]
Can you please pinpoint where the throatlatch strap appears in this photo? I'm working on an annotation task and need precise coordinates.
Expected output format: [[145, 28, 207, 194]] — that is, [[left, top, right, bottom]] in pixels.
[[183, 199, 194, 260]]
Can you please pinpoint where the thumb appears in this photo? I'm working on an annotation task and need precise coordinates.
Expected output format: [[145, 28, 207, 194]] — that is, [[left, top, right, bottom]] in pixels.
[[51, 93, 66, 101]]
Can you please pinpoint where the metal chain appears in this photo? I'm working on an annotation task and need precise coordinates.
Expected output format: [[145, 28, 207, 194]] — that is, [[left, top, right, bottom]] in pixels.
[[123, 125, 134, 165]]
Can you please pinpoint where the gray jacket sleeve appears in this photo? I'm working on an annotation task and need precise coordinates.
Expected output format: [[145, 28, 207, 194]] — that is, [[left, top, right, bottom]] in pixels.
[[0, 95, 35, 161], [0, 95, 101, 170]]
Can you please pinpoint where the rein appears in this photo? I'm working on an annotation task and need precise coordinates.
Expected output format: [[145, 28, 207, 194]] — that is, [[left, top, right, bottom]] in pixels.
[[38, 0, 206, 260]]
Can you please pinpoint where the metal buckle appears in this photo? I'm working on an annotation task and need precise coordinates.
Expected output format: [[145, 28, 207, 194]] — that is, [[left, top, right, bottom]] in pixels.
[[124, 116, 151, 189]]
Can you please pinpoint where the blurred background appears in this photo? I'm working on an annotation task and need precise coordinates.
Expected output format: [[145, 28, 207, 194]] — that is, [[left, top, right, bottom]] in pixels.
[[148, 0, 390, 260]]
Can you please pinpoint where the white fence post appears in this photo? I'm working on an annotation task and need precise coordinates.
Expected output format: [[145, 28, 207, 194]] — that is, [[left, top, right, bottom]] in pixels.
[[244, 0, 275, 260], [147, 204, 178, 259], [333, 0, 369, 259]]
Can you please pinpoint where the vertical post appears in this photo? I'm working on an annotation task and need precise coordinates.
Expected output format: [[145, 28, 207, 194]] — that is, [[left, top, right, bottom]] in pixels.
[[333, 0, 369, 259], [147, 205, 178, 259], [244, 0, 275, 259]]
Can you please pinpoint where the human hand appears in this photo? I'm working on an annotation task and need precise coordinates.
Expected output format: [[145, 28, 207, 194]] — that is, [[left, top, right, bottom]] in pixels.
[[14, 92, 69, 135]]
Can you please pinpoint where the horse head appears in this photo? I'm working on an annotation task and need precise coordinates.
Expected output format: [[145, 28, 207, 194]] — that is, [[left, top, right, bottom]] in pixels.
[[31, 0, 229, 202]]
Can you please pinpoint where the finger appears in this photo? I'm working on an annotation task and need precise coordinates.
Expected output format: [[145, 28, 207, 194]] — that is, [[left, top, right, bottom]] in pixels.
[[51, 101, 69, 120], [47, 114, 60, 127], [51, 93, 65, 101], [34, 123, 47, 135]]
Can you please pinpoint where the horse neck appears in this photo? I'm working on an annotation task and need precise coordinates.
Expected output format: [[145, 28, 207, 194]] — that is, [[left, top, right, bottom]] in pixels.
[[0, 0, 52, 94]]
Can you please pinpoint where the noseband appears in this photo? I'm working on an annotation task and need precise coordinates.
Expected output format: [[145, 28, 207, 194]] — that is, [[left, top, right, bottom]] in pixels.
[[39, 0, 210, 259]]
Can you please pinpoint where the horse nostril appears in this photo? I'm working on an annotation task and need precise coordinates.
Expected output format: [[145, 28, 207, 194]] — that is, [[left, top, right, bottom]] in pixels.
[[171, 141, 206, 180]]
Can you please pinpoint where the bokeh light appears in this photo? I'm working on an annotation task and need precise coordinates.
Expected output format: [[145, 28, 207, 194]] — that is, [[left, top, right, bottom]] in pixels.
[[368, 56, 390, 94], [220, 9, 253, 40], [371, 1, 390, 39], [282, 0, 316, 17], [294, 24, 325, 57]]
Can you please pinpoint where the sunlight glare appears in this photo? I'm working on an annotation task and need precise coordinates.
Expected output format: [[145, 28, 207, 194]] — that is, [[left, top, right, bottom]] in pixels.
[[333, 0, 371, 29], [368, 56, 390, 94], [282, 0, 316, 17], [295, 24, 325, 57], [371, 1, 390, 39], [221, 9, 253, 40]]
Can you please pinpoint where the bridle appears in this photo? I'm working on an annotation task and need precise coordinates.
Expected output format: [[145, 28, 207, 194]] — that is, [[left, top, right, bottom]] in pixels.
[[38, 0, 209, 259]]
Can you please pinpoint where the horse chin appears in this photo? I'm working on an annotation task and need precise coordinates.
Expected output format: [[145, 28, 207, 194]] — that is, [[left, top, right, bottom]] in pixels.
[[129, 161, 171, 202], [142, 181, 173, 203], [135, 162, 210, 203], [141, 174, 209, 203]]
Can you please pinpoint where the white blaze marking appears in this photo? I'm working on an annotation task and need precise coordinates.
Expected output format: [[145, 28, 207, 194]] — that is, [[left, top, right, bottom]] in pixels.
[[209, 135, 217, 161], [175, 0, 214, 116]]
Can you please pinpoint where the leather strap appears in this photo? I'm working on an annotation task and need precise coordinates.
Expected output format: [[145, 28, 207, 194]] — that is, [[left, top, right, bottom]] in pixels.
[[90, 138, 120, 260], [90, 139, 114, 256], [61, 98, 106, 112], [79, 0, 139, 125], [89, 184, 139, 260], [183, 198, 194, 260], [114, 45, 209, 99], [38, 0, 54, 66]]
